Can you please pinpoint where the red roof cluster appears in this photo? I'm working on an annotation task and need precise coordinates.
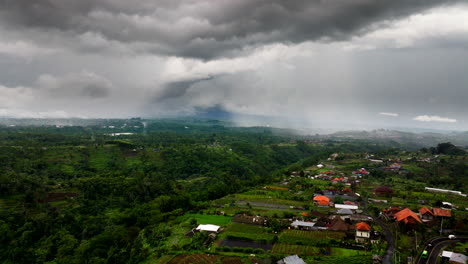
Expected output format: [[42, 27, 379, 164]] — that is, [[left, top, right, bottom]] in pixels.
[[332, 177, 345, 181]]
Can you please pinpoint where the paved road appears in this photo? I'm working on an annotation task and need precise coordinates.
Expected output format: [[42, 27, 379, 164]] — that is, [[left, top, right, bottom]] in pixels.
[[416, 237, 467, 264], [362, 199, 395, 264]]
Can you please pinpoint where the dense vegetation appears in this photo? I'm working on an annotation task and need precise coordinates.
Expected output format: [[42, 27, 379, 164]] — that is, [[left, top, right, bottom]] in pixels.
[[0, 119, 466, 263]]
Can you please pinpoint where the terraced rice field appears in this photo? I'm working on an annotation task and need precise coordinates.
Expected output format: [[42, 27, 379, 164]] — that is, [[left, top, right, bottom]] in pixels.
[[271, 243, 320, 255], [279, 230, 345, 246], [167, 253, 220, 264]]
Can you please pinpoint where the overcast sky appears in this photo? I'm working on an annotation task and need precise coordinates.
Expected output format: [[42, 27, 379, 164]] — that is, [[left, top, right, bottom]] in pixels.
[[0, 0, 467, 130]]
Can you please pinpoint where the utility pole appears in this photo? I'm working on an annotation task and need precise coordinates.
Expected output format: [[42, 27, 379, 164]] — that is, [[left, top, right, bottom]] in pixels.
[[415, 231, 418, 249], [440, 217, 444, 236]]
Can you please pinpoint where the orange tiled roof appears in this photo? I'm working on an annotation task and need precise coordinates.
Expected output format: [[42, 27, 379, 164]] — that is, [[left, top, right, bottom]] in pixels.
[[394, 208, 423, 224], [419, 207, 434, 216], [318, 200, 329, 206], [313, 195, 330, 202], [356, 222, 370, 231], [433, 208, 451, 217]]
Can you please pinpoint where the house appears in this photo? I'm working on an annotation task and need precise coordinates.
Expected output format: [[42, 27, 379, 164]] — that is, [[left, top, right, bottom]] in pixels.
[[368, 198, 388, 203], [335, 204, 359, 210], [329, 218, 350, 231], [350, 214, 373, 223], [313, 195, 330, 207], [394, 208, 423, 224], [442, 202, 455, 209], [309, 211, 326, 218], [419, 207, 435, 222], [384, 206, 402, 216], [355, 222, 371, 243], [449, 253, 468, 264], [196, 224, 221, 233], [433, 208, 452, 217], [291, 220, 316, 230], [374, 186, 394, 196], [233, 214, 268, 226], [337, 208, 354, 215], [277, 255, 307, 264], [442, 251, 468, 264], [355, 168, 370, 175]]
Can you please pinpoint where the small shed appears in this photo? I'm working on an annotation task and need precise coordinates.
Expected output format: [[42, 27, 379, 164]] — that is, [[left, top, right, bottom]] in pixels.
[[196, 224, 221, 233]]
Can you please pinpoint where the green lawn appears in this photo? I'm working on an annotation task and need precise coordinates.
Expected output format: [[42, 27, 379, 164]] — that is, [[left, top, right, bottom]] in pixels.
[[222, 223, 275, 242]]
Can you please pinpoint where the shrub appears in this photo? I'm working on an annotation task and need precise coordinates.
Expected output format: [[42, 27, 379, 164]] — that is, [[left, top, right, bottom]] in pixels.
[[253, 248, 264, 254], [232, 247, 243, 252], [244, 248, 253, 253]]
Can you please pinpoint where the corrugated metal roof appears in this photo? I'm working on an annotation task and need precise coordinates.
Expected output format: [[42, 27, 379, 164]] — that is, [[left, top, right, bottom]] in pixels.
[[283, 255, 307, 264], [291, 220, 315, 227]]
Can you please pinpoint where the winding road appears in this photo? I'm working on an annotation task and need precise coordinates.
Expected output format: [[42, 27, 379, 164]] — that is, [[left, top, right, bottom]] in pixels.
[[362, 199, 395, 264], [416, 236, 467, 264]]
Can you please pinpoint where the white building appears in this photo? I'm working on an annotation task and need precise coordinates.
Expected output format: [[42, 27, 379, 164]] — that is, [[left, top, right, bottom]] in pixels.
[[196, 224, 221, 233]]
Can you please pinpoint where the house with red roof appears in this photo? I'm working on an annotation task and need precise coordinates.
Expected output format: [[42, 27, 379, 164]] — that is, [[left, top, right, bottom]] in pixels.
[[394, 208, 423, 224], [419, 207, 435, 222], [355, 222, 371, 243], [383, 206, 402, 218], [313, 195, 330, 207], [433, 208, 452, 217]]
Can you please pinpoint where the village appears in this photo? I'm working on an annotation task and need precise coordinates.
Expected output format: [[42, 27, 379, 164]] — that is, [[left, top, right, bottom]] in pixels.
[[158, 152, 468, 264]]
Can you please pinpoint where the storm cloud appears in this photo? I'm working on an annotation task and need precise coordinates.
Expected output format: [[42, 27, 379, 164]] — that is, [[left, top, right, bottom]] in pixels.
[[0, 0, 463, 58], [0, 0, 467, 130]]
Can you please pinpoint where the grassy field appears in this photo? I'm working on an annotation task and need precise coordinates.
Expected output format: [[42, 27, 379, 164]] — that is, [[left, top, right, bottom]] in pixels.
[[186, 214, 232, 226], [222, 223, 275, 242]]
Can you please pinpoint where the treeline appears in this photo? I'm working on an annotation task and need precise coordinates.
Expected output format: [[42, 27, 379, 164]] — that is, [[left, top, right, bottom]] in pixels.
[[1, 123, 457, 263], [0, 125, 337, 264]]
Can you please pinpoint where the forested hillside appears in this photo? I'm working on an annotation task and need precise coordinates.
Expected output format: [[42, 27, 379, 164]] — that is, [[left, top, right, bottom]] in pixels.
[[0, 120, 466, 263]]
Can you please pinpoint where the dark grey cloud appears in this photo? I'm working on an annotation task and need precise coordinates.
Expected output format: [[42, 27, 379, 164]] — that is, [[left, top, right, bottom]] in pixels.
[[154, 77, 213, 101], [0, 0, 461, 58], [36, 71, 112, 98]]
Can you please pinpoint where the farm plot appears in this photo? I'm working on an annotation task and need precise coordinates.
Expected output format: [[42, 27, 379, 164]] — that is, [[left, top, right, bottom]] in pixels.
[[271, 243, 320, 255], [186, 214, 232, 226], [167, 253, 220, 264], [224, 223, 275, 242], [219, 239, 272, 250], [154, 255, 174, 264], [221, 257, 244, 264], [279, 230, 345, 246]]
